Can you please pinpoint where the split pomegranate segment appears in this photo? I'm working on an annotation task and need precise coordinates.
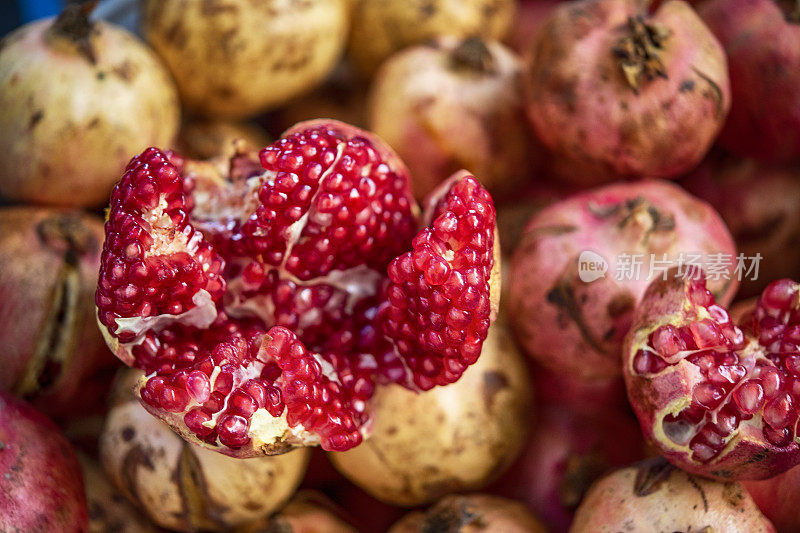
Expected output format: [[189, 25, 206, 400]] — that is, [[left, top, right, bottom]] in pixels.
[[624, 270, 800, 479], [95, 120, 498, 456]]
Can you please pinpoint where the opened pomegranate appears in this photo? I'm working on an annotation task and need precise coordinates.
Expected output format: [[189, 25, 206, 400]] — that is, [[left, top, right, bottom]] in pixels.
[[494, 407, 644, 532], [0, 3, 179, 207], [744, 464, 800, 531], [0, 207, 113, 420], [389, 494, 547, 533], [508, 180, 737, 381], [699, 0, 800, 162], [681, 153, 800, 298], [571, 458, 776, 532], [625, 272, 800, 479], [0, 392, 88, 532], [369, 36, 530, 200], [95, 120, 499, 457], [525, 0, 730, 184]]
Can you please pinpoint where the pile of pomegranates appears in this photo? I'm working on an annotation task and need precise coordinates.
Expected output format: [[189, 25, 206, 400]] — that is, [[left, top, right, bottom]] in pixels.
[[3, 0, 800, 530]]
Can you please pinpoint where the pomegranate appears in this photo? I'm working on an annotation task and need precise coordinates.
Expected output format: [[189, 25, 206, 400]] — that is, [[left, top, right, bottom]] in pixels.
[[625, 272, 800, 479], [348, 0, 516, 76], [237, 491, 356, 533], [571, 458, 776, 532], [508, 180, 738, 381], [142, 0, 348, 119], [493, 406, 644, 532], [100, 369, 310, 532], [0, 392, 88, 532], [0, 3, 179, 207], [0, 207, 113, 420], [699, 0, 800, 162], [94, 120, 500, 457], [744, 465, 800, 531], [328, 320, 531, 506], [530, 365, 629, 415], [681, 153, 800, 298], [175, 118, 271, 161], [77, 452, 158, 533], [525, 0, 730, 184], [388, 494, 546, 533], [369, 36, 530, 200]]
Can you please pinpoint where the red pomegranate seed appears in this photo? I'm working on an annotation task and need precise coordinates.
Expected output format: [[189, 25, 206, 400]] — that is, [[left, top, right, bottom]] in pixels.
[[693, 383, 725, 409], [763, 393, 794, 429], [217, 414, 251, 448], [733, 381, 765, 414], [184, 408, 213, 437]]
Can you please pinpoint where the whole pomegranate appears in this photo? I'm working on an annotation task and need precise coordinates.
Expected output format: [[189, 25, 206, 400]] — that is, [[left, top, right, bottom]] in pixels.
[[699, 0, 800, 162], [100, 369, 310, 532], [142, 0, 348, 119], [494, 407, 645, 532], [744, 465, 800, 531], [175, 118, 271, 161], [77, 452, 158, 533], [0, 207, 112, 420], [571, 458, 776, 532], [328, 320, 531, 506], [237, 491, 356, 533], [625, 272, 800, 479], [508, 180, 737, 381], [348, 0, 516, 76], [369, 36, 529, 200], [0, 3, 179, 207], [682, 153, 800, 297], [94, 120, 500, 457], [389, 494, 547, 533], [0, 392, 88, 532], [525, 0, 730, 184]]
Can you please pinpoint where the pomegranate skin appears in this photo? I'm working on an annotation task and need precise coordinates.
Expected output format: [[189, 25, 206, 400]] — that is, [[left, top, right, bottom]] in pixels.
[[508, 180, 737, 381], [369, 37, 530, 200], [699, 0, 800, 162], [571, 458, 776, 532], [0, 392, 89, 532], [494, 407, 644, 532], [389, 494, 547, 533], [681, 154, 800, 297], [744, 466, 800, 532], [0, 207, 112, 420], [624, 274, 800, 480], [0, 6, 179, 207], [525, 0, 730, 184]]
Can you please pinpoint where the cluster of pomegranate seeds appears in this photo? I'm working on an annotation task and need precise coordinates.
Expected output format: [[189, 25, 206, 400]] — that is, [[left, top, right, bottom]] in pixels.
[[633, 277, 800, 463], [382, 177, 496, 389], [96, 148, 226, 343], [94, 122, 497, 455]]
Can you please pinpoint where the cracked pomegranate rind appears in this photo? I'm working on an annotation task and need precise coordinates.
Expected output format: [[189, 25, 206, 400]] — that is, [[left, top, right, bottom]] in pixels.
[[95, 120, 499, 457], [624, 269, 800, 479]]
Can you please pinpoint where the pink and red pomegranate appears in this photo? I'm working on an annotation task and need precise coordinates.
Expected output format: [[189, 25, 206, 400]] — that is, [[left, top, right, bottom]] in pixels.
[[699, 0, 800, 162], [571, 458, 776, 532], [95, 120, 499, 457], [508, 180, 737, 381], [681, 153, 800, 297], [0, 392, 88, 532], [494, 407, 645, 532], [525, 0, 730, 184], [625, 273, 800, 479], [744, 464, 800, 531]]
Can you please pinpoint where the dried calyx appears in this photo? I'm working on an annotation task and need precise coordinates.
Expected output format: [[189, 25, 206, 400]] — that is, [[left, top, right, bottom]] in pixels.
[[45, 2, 99, 63], [449, 37, 495, 73], [612, 15, 672, 92], [95, 120, 498, 456]]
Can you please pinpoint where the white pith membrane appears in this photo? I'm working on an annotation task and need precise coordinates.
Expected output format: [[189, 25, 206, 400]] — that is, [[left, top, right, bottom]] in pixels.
[[628, 277, 800, 469], [117, 142, 394, 451]]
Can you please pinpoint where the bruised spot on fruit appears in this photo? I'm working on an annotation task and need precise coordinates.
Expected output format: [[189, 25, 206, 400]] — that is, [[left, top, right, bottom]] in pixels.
[[547, 278, 608, 355], [164, 21, 187, 48], [680, 79, 695, 93], [559, 450, 608, 508], [201, 0, 238, 16], [121, 427, 135, 441], [87, 116, 100, 129], [423, 498, 479, 530], [419, 0, 436, 16], [28, 110, 43, 130], [692, 67, 726, 119], [111, 60, 137, 82], [482, 371, 509, 411], [722, 481, 745, 509], [632, 458, 672, 497]]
